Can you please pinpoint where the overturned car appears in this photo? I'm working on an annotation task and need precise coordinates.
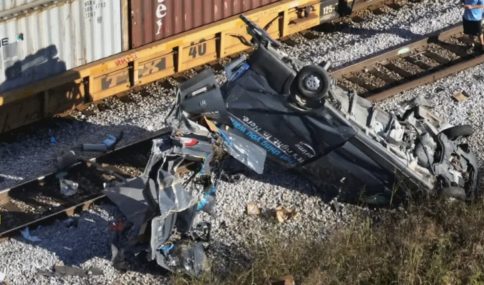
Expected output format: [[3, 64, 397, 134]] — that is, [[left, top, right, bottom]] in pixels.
[[106, 15, 480, 275]]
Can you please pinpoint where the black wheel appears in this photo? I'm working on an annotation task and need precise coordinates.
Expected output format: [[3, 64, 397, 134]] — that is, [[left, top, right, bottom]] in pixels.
[[294, 65, 330, 101], [442, 125, 474, 140]]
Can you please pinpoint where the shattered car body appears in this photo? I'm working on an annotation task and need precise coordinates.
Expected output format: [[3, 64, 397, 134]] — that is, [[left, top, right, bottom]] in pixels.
[[105, 15, 480, 275]]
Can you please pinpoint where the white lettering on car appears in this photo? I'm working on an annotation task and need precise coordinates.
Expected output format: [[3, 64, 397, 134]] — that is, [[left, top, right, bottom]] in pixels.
[[156, 0, 168, 35]]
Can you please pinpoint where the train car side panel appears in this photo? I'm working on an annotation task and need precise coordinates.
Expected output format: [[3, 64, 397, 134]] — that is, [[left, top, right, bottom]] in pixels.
[[0, 0, 125, 93], [129, 0, 282, 49]]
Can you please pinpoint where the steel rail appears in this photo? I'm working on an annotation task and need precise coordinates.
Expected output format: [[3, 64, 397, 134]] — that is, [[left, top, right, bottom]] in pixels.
[[331, 24, 483, 101], [0, 128, 171, 238]]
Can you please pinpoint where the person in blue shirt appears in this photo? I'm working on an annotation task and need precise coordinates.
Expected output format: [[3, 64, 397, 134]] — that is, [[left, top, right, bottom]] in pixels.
[[463, 0, 484, 50]]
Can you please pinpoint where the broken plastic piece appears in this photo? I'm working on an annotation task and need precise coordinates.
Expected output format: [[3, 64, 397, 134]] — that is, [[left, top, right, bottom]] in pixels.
[[59, 179, 79, 197], [189, 222, 211, 242], [20, 227, 41, 242], [102, 134, 119, 149], [218, 129, 267, 174], [82, 132, 123, 152], [0, 271, 5, 284], [196, 185, 216, 213], [176, 243, 209, 277], [160, 243, 175, 256]]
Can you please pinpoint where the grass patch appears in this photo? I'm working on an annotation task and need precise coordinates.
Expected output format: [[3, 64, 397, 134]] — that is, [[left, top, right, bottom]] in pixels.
[[174, 198, 484, 284]]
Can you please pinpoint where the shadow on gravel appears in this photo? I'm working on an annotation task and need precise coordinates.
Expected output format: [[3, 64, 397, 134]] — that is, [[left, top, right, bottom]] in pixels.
[[341, 26, 421, 41], [12, 208, 113, 266], [221, 158, 340, 202], [11, 203, 174, 278]]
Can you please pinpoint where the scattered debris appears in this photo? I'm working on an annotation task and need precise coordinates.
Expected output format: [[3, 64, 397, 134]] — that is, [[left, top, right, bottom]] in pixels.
[[55, 150, 80, 170], [452, 90, 470, 102], [246, 202, 261, 216], [20, 227, 41, 243], [270, 275, 295, 285], [197, 185, 217, 213], [106, 136, 216, 276], [104, 14, 481, 277], [81, 132, 123, 152], [59, 179, 79, 197], [275, 207, 296, 223]]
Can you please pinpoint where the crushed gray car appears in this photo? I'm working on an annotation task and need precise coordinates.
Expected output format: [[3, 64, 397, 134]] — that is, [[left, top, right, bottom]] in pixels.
[[105, 15, 481, 275]]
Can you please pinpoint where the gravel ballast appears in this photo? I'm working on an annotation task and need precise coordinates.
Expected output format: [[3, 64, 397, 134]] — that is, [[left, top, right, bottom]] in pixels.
[[1, 1, 481, 284]]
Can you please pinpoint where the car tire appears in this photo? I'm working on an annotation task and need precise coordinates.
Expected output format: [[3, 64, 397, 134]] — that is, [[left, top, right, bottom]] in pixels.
[[442, 125, 474, 140], [441, 186, 466, 200], [295, 65, 330, 101]]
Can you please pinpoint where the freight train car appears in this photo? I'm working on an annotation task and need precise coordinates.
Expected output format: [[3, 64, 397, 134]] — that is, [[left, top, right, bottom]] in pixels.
[[0, 0, 379, 134]]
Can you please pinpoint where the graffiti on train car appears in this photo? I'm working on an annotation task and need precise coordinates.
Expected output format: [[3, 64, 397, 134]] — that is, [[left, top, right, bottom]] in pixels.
[[139, 58, 167, 76], [101, 71, 129, 90], [156, 0, 168, 35], [115, 53, 139, 67]]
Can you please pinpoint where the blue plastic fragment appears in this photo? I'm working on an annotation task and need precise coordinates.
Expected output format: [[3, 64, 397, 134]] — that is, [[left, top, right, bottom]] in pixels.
[[102, 134, 117, 148], [159, 243, 175, 255], [197, 185, 216, 211], [228, 63, 250, 81]]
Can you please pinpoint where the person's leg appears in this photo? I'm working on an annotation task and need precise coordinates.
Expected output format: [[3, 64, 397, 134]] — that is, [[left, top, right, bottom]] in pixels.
[[479, 20, 484, 49], [463, 19, 475, 47]]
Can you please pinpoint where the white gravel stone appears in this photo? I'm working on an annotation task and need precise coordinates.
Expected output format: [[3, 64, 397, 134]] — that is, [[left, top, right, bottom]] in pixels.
[[282, 0, 463, 68]]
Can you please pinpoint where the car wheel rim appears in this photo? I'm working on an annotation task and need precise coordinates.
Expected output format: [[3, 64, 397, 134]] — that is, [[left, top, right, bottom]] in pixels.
[[304, 75, 321, 91]]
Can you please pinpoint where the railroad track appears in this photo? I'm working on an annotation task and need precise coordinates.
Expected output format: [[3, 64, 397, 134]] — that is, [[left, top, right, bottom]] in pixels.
[[0, 128, 170, 239], [332, 24, 483, 101]]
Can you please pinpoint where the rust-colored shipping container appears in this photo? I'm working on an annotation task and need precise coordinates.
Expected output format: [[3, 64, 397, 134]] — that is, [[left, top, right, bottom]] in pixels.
[[129, 0, 281, 48]]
